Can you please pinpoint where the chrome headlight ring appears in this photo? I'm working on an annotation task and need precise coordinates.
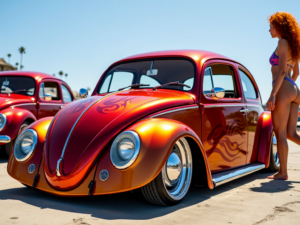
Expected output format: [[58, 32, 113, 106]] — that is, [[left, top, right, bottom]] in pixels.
[[0, 113, 7, 131], [110, 131, 140, 170], [14, 129, 38, 162]]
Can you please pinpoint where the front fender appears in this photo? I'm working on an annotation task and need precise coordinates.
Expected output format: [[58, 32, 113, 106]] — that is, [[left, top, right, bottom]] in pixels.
[[7, 117, 54, 186], [93, 118, 214, 195], [0, 107, 37, 140], [257, 111, 273, 167]]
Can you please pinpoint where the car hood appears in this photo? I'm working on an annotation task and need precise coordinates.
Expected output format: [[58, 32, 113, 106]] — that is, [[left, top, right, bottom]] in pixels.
[[44, 89, 195, 190], [0, 95, 33, 111]]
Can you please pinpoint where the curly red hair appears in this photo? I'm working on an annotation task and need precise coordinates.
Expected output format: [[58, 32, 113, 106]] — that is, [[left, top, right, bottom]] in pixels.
[[269, 12, 300, 62]]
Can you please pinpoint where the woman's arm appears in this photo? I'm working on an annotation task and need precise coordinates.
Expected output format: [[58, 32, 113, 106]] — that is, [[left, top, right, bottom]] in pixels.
[[267, 39, 288, 111], [292, 61, 299, 82]]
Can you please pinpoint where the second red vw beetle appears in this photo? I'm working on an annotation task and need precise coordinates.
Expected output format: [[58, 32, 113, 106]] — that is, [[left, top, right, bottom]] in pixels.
[[7, 50, 277, 206], [0, 71, 74, 156]]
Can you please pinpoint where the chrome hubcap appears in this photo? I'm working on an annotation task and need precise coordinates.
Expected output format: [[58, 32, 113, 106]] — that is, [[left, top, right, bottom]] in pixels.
[[272, 134, 280, 167], [162, 137, 192, 200]]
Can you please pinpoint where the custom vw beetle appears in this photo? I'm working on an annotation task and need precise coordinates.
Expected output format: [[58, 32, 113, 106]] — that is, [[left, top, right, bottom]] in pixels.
[[7, 50, 278, 206], [0, 71, 74, 156]]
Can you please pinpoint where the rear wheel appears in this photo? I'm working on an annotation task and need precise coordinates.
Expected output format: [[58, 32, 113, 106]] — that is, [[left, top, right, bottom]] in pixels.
[[141, 137, 193, 206], [5, 121, 30, 156], [267, 133, 280, 172]]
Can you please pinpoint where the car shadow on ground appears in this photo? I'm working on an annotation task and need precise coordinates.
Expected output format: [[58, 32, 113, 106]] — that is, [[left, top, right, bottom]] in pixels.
[[0, 168, 298, 220]]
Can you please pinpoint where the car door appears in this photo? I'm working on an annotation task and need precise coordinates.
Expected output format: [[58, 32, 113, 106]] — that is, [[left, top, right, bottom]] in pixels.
[[38, 80, 64, 119], [201, 60, 248, 173], [238, 67, 264, 164]]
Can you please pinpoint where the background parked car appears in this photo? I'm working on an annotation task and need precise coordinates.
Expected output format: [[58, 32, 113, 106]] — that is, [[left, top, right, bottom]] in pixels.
[[0, 71, 74, 156]]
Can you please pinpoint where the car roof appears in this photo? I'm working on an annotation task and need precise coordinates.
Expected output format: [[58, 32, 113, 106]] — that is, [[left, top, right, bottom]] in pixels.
[[116, 49, 237, 65], [0, 71, 62, 82]]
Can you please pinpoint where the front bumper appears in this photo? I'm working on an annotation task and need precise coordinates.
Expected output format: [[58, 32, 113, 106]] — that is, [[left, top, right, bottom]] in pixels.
[[0, 135, 11, 143]]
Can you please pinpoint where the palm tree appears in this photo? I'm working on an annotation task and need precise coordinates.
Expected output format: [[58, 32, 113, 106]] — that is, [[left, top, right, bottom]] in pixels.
[[20, 65, 24, 70], [58, 71, 63, 80], [87, 87, 91, 92], [7, 54, 11, 63], [15, 62, 19, 69], [65, 73, 68, 80], [53, 74, 55, 76], [18, 47, 26, 70]]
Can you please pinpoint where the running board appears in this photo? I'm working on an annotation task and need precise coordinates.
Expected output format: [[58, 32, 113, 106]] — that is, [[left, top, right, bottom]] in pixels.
[[212, 163, 266, 187]]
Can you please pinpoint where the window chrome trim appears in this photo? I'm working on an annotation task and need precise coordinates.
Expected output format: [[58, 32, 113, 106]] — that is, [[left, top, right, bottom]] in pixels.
[[150, 105, 199, 118], [246, 104, 263, 109], [204, 104, 247, 108], [39, 103, 64, 106], [0, 114, 7, 131]]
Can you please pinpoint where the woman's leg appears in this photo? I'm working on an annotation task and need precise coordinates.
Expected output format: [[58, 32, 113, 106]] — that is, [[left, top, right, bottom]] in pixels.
[[270, 82, 297, 178], [287, 89, 300, 143]]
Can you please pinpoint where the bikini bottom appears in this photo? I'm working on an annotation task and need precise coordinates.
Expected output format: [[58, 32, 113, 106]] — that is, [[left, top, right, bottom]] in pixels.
[[272, 77, 297, 86]]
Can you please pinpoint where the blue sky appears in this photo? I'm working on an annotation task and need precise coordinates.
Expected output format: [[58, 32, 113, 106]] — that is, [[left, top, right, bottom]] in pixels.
[[1, 0, 299, 103]]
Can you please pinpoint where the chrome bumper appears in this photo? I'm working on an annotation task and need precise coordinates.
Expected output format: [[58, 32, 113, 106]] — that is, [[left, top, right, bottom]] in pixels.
[[0, 135, 11, 143]]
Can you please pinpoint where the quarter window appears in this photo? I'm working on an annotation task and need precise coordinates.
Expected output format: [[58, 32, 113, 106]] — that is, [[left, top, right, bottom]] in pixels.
[[61, 84, 73, 103], [99, 72, 133, 93], [239, 69, 257, 100]]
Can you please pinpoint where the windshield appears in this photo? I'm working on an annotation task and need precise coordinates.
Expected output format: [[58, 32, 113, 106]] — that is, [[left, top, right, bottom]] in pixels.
[[0, 76, 35, 96], [97, 59, 195, 94]]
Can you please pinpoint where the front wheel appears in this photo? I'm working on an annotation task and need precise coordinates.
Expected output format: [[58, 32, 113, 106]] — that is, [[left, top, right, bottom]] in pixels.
[[5, 121, 30, 156], [267, 133, 280, 172], [141, 137, 193, 206]]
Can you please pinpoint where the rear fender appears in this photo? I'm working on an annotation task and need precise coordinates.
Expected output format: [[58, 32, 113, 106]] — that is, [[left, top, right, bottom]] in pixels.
[[93, 118, 214, 195], [0, 107, 36, 140], [7, 117, 54, 186], [257, 112, 273, 167]]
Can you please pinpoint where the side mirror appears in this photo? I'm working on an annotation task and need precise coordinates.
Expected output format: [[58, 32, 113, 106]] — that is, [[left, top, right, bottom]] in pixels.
[[205, 87, 225, 99], [79, 88, 88, 98], [44, 93, 52, 101]]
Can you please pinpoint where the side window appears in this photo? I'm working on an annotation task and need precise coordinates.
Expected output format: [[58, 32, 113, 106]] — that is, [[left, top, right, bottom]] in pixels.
[[99, 72, 133, 93], [239, 69, 257, 100], [61, 84, 73, 103], [183, 77, 194, 90], [204, 64, 239, 98], [203, 67, 213, 93], [39, 82, 60, 100], [140, 75, 160, 87]]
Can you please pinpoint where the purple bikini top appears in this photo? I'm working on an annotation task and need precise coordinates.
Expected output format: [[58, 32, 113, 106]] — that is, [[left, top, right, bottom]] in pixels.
[[270, 48, 294, 68]]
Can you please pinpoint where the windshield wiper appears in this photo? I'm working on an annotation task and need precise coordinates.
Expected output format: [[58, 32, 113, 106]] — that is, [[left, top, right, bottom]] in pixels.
[[153, 81, 190, 90], [118, 83, 150, 91]]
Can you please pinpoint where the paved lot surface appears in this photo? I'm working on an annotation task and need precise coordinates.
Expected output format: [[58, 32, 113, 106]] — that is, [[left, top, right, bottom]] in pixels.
[[0, 141, 299, 225]]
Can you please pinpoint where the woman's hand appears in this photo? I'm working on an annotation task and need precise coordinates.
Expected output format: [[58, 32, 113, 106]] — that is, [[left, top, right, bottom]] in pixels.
[[267, 95, 276, 111]]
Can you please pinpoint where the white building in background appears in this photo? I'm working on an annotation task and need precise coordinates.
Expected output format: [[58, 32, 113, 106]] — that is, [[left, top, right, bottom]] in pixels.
[[0, 58, 17, 71]]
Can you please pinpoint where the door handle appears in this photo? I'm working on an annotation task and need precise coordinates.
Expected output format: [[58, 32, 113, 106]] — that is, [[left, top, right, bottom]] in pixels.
[[240, 108, 248, 113]]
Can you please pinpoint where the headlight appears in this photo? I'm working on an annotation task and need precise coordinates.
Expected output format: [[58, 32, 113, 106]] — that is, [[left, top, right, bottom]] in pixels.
[[0, 113, 7, 131], [14, 129, 37, 162], [110, 131, 140, 169]]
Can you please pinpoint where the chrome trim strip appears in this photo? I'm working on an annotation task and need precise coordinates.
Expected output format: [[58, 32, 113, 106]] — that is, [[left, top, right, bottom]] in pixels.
[[57, 89, 124, 176], [150, 106, 199, 118], [212, 163, 265, 187], [60, 98, 102, 159], [204, 104, 247, 108], [246, 104, 263, 109], [12, 103, 36, 107], [0, 135, 11, 143], [39, 103, 64, 106]]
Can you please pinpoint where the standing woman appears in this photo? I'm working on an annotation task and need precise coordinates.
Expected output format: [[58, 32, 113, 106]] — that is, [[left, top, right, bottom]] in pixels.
[[267, 12, 300, 180]]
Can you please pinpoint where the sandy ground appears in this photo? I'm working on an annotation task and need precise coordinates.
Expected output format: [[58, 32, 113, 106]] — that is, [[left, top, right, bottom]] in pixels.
[[0, 141, 299, 225]]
